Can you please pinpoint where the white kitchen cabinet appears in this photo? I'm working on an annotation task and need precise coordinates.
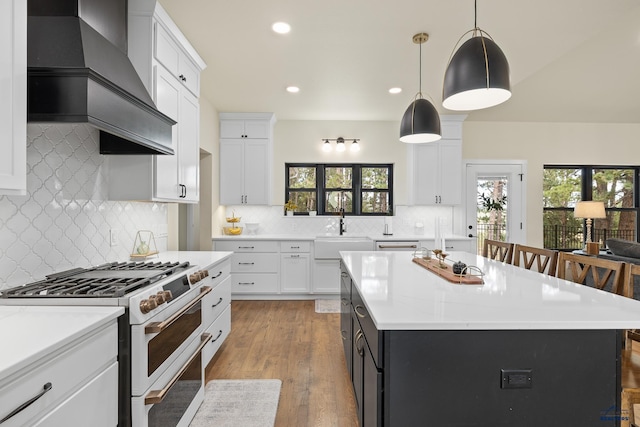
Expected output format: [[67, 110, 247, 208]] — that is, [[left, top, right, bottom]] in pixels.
[[108, 2, 205, 203], [313, 259, 341, 294], [215, 240, 280, 294], [219, 113, 276, 205], [0, 307, 122, 427], [280, 241, 311, 293], [200, 258, 231, 372], [409, 115, 465, 206], [220, 117, 271, 139], [0, 0, 26, 196], [412, 140, 462, 205]]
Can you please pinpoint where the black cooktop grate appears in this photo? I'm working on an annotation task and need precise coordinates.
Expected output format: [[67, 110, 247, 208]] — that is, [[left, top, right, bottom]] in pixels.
[[1, 261, 190, 298]]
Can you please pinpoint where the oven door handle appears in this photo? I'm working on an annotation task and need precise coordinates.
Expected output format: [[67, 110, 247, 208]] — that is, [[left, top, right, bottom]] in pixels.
[[144, 333, 211, 405], [145, 286, 212, 334]]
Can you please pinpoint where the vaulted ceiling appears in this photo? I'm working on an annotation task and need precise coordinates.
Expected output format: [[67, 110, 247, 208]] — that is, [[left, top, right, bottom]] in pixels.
[[158, 0, 640, 123]]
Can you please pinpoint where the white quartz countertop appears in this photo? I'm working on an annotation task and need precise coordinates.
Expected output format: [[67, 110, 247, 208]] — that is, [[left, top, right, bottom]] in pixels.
[[212, 234, 471, 241], [340, 250, 640, 330], [0, 306, 124, 382]]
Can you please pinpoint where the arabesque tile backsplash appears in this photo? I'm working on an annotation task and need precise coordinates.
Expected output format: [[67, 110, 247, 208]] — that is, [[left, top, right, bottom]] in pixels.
[[0, 124, 168, 290]]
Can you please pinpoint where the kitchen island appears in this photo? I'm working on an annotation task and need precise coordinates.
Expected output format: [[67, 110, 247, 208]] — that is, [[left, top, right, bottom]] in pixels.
[[340, 250, 640, 427]]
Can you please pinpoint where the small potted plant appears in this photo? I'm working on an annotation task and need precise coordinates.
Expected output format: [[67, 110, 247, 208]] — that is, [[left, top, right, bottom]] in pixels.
[[284, 200, 297, 216]]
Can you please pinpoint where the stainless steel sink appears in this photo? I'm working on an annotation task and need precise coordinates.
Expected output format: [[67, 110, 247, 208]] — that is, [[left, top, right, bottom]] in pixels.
[[314, 236, 374, 259]]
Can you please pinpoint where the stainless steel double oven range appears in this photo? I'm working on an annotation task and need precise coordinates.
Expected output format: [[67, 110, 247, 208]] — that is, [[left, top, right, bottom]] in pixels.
[[1, 260, 213, 427]]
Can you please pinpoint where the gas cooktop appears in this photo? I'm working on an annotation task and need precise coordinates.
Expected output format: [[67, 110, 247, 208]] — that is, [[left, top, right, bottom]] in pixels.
[[1, 261, 191, 298]]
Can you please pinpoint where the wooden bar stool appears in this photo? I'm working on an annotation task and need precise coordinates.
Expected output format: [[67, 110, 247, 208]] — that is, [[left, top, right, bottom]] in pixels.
[[556, 252, 625, 294], [482, 239, 514, 264], [513, 244, 559, 277]]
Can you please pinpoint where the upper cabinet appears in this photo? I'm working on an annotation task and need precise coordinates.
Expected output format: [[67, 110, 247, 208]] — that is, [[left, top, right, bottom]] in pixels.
[[108, 2, 206, 203], [409, 116, 466, 206], [0, 0, 26, 196], [219, 113, 276, 205]]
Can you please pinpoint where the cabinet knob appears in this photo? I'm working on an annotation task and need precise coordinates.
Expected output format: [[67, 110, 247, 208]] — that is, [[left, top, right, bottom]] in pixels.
[[179, 74, 187, 82], [469, 234, 473, 238]]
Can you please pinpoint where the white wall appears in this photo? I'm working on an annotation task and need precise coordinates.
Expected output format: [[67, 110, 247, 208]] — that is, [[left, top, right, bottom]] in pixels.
[[463, 121, 640, 247]]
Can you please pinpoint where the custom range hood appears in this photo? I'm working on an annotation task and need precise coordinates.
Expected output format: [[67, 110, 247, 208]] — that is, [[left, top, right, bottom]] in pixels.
[[27, 0, 175, 155]]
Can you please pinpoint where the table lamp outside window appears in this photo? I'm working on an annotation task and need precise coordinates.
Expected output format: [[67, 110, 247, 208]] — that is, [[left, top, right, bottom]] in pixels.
[[574, 201, 606, 254]]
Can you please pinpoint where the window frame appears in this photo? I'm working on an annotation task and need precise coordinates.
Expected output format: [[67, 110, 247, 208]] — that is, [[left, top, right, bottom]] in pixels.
[[285, 163, 393, 216], [543, 165, 640, 248]]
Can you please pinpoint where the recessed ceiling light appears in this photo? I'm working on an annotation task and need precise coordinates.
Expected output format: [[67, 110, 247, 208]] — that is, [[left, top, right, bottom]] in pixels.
[[272, 22, 291, 34], [286, 86, 300, 93], [389, 87, 402, 94]]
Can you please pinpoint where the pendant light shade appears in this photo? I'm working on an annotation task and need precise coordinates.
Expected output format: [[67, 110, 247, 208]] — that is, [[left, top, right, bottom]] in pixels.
[[399, 33, 441, 144], [442, 1, 511, 111], [400, 98, 441, 143]]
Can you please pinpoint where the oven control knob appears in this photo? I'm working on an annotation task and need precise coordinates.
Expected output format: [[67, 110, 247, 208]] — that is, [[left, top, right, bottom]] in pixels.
[[162, 290, 173, 302], [140, 297, 158, 314], [155, 291, 166, 304]]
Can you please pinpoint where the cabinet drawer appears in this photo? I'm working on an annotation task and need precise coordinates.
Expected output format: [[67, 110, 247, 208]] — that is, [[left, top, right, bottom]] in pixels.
[[351, 288, 381, 368], [202, 305, 231, 368], [0, 321, 118, 427], [178, 56, 200, 96], [232, 274, 279, 293], [216, 240, 278, 253], [280, 241, 311, 252], [32, 362, 118, 427], [231, 253, 279, 272], [202, 276, 231, 329], [202, 259, 231, 289]]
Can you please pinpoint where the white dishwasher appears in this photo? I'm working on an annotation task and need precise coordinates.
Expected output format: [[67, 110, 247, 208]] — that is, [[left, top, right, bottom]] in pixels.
[[375, 240, 420, 251]]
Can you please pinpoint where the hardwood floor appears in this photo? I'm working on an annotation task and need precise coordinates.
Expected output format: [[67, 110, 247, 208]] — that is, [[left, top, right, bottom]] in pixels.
[[205, 300, 359, 427]]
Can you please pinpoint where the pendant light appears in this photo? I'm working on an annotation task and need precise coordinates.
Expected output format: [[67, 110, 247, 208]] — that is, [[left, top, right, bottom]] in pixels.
[[399, 33, 441, 144], [442, 0, 511, 111]]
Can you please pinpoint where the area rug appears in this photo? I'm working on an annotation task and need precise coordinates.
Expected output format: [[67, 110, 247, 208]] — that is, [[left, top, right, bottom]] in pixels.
[[315, 299, 341, 313], [190, 379, 281, 427]]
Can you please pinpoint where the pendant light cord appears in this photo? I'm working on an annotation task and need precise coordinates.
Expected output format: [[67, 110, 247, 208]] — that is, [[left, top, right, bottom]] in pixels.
[[474, 0, 477, 29], [418, 40, 422, 96]]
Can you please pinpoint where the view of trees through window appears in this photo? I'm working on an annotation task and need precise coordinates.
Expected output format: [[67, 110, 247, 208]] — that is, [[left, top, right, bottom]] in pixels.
[[543, 166, 638, 250], [285, 163, 392, 215]]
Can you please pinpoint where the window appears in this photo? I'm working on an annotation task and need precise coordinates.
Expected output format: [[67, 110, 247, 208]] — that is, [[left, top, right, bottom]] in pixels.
[[285, 163, 393, 215], [543, 165, 639, 250]]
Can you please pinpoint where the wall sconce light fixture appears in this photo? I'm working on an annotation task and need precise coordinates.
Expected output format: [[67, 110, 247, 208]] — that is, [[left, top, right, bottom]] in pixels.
[[322, 137, 360, 152]]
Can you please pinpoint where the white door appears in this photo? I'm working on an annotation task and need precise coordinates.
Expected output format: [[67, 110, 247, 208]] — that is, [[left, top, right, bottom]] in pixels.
[[465, 162, 526, 254]]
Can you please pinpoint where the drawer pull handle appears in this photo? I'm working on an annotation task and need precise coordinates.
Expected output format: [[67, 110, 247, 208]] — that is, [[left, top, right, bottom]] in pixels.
[[290, 246, 300, 249], [291, 255, 300, 258], [145, 286, 211, 334], [210, 329, 223, 343], [341, 272, 348, 277], [0, 382, 53, 424], [211, 271, 223, 279], [354, 305, 367, 318], [238, 262, 255, 265], [211, 297, 223, 308], [354, 329, 365, 357], [238, 282, 255, 285], [238, 246, 255, 249], [145, 333, 210, 405], [377, 244, 417, 249]]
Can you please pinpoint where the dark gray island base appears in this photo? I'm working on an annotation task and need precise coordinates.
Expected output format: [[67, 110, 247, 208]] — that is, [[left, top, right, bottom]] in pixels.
[[340, 262, 623, 427]]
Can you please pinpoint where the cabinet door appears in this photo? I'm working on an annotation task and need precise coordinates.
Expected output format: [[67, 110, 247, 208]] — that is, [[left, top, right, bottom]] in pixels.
[[280, 253, 310, 293], [220, 121, 246, 139], [153, 65, 181, 200], [438, 140, 462, 205], [178, 91, 199, 202], [352, 310, 364, 427], [313, 259, 341, 293], [219, 139, 245, 205], [413, 143, 439, 205], [243, 140, 270, 205], [363, 346, 382, 427], [244, 121, 270, 138], [0, 0, 26, 196]]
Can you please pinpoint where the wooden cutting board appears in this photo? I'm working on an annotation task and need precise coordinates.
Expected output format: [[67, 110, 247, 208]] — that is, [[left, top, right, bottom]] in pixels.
[[412, 258, 484, 285]]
